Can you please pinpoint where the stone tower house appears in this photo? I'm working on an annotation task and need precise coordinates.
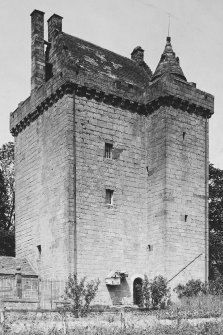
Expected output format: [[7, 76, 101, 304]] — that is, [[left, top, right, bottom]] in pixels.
[[10, 10, 214, 304]]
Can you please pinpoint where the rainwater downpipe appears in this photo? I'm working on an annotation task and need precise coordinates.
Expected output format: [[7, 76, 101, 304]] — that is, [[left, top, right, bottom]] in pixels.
[[204, 116, 209, 284], [73, 89, 77, 275]]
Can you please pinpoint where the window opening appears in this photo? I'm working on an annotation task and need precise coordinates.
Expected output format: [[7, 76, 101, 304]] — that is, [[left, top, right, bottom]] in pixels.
[[105, 189, 113, 205], [37, 245, 42, 259], [183, 132, 186, 140], [105, 143, 113, 159], [147, 244, 153, 251], [185, 215, 188, 222]]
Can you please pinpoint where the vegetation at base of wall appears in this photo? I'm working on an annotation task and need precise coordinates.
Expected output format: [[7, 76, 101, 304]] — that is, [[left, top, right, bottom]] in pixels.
[[2, 307, 223, 335], [2, 323, 223, 335], [158, 294, 223, 320], [174, 278, 223, 299], [142, 275, 170, 309], [62, 274, 100, 317], [174, 279, 207, 298]]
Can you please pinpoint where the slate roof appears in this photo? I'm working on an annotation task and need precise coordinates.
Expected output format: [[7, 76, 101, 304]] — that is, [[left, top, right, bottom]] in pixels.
[[62, 33, 152, 87], [0, 256, 37, 277], [152, 36, 186, 82]]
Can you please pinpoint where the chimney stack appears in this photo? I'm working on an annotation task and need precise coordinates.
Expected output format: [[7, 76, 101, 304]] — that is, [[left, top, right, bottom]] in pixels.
[[131, 46, 144, 64], [30, 10, 45, 90], [47, 14, 63, 42]]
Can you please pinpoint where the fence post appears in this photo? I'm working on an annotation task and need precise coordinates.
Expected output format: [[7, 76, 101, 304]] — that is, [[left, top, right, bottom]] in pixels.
[[0, 300, 4, 334], [15, 266, 22, 299], [50, 280, 53, 310], [37, 278, 41, 309]]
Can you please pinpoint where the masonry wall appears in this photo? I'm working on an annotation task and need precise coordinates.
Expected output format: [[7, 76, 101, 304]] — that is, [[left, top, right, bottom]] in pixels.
[[75, 96, 150, 304], [15, 94, 75, 280], [164, 107, 207, 287], [74, 97, 207, 304], [145, 108, 168, 279], [14, 91, 208, 305]]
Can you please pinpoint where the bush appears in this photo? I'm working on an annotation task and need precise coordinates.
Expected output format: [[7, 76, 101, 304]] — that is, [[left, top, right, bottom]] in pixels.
[[142, 275, 150, 308], [174, 279, 207, 298], [63, 273, 100, 317], [209, 276, 223, 295], [142, 275, 170, 309]]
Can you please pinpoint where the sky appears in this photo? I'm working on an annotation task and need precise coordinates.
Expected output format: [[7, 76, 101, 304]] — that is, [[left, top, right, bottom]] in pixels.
[[0, 0, 223, 168]]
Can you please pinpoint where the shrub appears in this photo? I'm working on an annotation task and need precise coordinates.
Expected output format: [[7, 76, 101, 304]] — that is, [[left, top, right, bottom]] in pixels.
[[142, 275, 170, 309], [174, 279, 207, 298], [150, 275, 170, 308], [209, 276, 223, 295], [142, 275, 150, 308], [63, 273, 100, 317]]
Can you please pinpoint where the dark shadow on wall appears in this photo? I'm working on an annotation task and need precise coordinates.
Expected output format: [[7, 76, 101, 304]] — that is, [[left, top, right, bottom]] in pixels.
[[133, 277, 143, 306], [106, 278, 131, 305]]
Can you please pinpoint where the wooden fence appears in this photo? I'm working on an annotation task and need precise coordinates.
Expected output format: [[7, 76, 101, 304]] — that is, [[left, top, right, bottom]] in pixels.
[[0, 276, 67, 309]]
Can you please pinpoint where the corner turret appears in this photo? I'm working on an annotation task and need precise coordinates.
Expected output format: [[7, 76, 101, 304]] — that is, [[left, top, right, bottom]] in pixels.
[[152, 36, 186, 82]]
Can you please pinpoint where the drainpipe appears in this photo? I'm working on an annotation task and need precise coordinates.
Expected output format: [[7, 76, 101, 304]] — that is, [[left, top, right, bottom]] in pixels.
[[73, 89, 77, 275], [205, 116, 209, 283]]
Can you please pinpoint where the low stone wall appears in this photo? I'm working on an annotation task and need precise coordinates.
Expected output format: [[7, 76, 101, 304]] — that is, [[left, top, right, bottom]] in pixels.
[[1, 299, 39, 310]]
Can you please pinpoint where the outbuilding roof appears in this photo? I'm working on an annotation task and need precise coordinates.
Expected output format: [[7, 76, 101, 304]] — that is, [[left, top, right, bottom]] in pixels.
[[0, 256, 37, 277]]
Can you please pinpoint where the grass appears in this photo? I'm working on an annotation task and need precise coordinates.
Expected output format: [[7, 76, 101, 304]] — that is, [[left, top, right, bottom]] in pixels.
[[2, 321, 223, 335], [158, 294, 223, 319], [2, 294, 223, 334]]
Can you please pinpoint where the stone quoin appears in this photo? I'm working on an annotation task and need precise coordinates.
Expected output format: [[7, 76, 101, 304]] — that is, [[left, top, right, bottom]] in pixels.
[[9, 10, 214, 305]]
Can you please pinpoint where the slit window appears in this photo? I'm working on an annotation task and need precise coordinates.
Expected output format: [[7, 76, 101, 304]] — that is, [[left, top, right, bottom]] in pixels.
[[37, 245, 42, 259], [105, 143, 113, 159], [105, 189, 114, 205]]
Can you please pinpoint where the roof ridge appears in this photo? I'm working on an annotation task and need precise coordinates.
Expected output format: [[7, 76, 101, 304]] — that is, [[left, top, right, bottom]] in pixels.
[[63, 32, 150, 69]]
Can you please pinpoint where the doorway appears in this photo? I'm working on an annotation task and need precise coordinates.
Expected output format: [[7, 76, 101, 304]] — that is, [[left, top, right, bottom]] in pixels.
[[133, 277, 143, 306]]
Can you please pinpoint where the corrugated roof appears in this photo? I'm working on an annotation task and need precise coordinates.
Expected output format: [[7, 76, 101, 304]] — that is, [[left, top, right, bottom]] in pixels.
[[0, 256, 37, 277], [62, 33, 152, 87]]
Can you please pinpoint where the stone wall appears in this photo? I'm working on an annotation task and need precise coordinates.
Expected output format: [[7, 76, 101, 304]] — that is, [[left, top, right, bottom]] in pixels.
[[14, 89, 209, 304], [75, 95, 149, 304], [165, 107, 208, 287], [15, 94, 75, 280]]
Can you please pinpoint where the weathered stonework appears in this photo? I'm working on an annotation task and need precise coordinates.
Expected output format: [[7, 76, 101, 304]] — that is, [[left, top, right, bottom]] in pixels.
[[10, 11, 214, 305]]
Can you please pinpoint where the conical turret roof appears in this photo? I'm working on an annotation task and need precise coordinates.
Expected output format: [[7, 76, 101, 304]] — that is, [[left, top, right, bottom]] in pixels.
[[152, 37, 186, 82]]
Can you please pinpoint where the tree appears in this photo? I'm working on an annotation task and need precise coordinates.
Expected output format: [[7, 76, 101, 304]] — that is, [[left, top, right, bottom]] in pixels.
[[0, 142, 15, 256], [63, 274, 100, 317], [209, 164, 223, 233], [209, 163, 223, 278], [142, 275, 170, 309]]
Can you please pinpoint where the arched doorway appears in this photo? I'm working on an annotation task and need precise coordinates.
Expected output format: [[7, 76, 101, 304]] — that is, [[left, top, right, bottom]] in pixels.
[[133, 277, 143, 306]]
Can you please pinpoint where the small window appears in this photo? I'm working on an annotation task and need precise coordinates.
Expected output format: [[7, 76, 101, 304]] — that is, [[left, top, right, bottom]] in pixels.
[[105, 189, 113, 205], [105, 143, 113, 159], [147, 244, 153, 252], [37, 245, 41, 259]]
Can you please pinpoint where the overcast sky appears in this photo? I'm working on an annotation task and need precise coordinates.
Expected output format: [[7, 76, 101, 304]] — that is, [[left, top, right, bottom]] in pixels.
[[0, 0, 222, 168]]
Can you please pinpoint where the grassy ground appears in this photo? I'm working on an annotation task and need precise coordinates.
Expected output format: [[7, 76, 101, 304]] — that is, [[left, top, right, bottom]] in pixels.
[[2, 295, 223, 334]]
